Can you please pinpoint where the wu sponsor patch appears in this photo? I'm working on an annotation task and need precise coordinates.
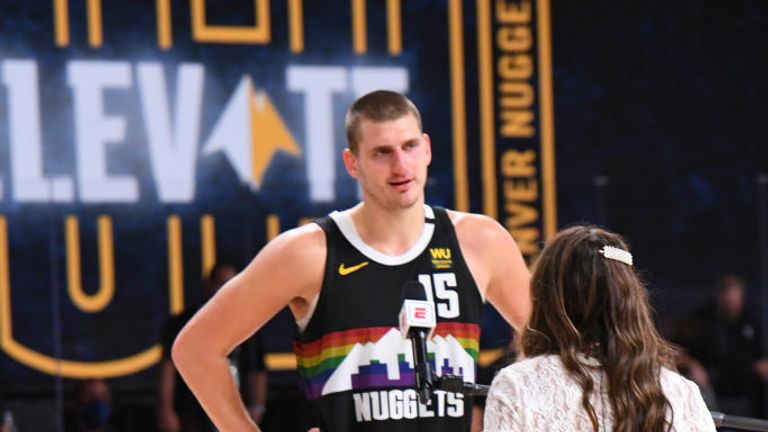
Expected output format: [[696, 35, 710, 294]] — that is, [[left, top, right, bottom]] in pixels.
[[429, 247, 453, 269]]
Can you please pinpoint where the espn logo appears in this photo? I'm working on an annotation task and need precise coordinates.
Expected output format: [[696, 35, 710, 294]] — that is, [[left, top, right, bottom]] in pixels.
[[399, 299, 436, 339]]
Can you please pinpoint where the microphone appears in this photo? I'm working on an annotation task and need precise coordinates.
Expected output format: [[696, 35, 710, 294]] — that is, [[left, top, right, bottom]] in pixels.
[[398, 281, 436, 404]]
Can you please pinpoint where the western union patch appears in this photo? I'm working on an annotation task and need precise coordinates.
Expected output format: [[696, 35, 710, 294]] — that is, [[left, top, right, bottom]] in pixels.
[[429, 248, 453, 269]]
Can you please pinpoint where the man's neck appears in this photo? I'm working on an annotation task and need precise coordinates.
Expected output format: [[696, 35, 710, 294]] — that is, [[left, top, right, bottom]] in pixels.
[[350, 201, 426, 256]]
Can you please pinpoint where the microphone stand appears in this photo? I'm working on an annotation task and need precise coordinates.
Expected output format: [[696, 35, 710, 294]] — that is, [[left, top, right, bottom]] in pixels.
[[711, 412, 768, 432], [433, 374, 488, 396], [429, 375, 768, 431], [411, 329, 434, 404]]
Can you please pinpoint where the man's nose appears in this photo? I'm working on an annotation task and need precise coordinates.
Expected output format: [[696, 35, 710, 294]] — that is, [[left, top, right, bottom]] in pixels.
[[391, 149, 407, 173]]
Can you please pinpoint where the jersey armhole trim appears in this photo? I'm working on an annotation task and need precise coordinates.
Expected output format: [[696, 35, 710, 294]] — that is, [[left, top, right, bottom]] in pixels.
[[295, 293, 320, 333]]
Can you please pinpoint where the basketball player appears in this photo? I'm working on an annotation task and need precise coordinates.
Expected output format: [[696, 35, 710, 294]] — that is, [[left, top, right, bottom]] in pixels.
[[172, 90, 531, 431]]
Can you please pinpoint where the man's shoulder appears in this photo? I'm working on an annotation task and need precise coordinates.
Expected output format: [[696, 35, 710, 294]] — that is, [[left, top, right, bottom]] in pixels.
[[445, 209, 502, 231], [445, 210, 509, 250], [249, 222, 327, 283], [269, 222, 327, 255]]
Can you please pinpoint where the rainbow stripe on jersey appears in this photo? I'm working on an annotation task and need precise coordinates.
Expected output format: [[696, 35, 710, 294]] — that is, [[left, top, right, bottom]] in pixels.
[[294, 322, 480, 400]]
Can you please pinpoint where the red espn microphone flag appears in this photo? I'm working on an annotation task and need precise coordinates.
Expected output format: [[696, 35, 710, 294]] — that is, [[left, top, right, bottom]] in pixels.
[[399, 299, 436, 340]]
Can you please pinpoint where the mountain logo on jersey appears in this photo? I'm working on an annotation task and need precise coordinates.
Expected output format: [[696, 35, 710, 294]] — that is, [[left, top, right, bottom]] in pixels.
[[294, 323, 480, 400], [322, 327, 474, 397]]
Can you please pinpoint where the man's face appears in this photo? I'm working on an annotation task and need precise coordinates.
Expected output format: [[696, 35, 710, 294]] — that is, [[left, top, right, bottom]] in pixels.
[[343, 114, 431, 211], [719, 283, 744, 318]]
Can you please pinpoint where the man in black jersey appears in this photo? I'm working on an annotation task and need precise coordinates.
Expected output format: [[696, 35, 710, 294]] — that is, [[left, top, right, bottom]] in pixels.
[[172, 90, 531, 431]]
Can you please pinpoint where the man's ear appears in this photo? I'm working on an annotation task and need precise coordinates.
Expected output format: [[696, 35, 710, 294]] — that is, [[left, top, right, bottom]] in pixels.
[[423, 133, 432, 166], [342, 148, 359, 179]]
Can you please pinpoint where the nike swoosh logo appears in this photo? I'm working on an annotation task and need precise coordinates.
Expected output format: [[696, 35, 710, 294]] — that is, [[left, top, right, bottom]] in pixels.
[[338, 261, 369, 276]]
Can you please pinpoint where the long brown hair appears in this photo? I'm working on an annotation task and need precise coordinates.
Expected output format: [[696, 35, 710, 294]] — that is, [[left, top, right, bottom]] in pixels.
[[519, 225, 677, 432]]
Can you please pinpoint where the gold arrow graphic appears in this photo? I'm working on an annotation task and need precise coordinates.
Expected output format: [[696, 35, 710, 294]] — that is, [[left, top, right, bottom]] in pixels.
[[249, 87, 301, 188]]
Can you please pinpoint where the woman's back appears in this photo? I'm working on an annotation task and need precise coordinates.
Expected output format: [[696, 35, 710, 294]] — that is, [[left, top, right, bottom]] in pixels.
[[484, 355, 716, 431]]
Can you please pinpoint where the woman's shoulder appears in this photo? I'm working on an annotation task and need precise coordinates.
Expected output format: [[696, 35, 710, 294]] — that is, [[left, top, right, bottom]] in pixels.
[[659, 367, 698, 393], [659, 366, 710, 406], [492, 354, 563, 384], [660, 367, 718, 430]]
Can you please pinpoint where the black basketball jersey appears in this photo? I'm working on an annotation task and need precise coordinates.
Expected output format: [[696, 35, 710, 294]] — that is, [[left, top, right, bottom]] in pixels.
[[293, 205, 484, 431]]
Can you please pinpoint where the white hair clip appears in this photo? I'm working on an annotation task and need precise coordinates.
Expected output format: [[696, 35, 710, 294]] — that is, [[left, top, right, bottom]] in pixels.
[[599, 246, 633, 266]]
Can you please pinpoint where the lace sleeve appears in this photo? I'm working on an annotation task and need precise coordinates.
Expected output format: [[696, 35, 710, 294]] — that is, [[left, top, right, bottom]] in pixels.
[[680, 379, 717, 431], [483, 369, 523, 431], [661, 369, 717, 431]]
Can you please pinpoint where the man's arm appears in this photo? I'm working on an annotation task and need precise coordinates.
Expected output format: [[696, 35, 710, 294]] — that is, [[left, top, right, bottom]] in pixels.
[[172, 224, 325, 431], [452, 212, 531, 331]]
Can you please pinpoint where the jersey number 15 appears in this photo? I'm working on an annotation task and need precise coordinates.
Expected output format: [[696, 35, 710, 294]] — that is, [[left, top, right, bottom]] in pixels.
[[418, 273, 459, 319]]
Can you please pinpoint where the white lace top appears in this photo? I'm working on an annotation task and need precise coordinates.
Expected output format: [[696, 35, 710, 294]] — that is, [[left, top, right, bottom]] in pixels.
[[484, 354, 716, 431]]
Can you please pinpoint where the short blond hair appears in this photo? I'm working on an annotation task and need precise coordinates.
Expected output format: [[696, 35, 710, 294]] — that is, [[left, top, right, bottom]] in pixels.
[[345, 90, 422, 154]]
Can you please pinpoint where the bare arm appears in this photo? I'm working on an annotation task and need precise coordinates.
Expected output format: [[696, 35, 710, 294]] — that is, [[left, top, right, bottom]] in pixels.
[[172, 224, 325, 431], [453, 212, 531, 331]]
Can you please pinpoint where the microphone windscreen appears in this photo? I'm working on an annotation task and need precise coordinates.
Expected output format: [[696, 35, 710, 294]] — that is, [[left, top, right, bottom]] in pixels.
[[401, 281, 427, 301], [399, 281, 436, 338]]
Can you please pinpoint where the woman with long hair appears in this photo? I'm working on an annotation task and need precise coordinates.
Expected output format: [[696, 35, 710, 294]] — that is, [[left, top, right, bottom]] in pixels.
[[484, 225, 715, 431]]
